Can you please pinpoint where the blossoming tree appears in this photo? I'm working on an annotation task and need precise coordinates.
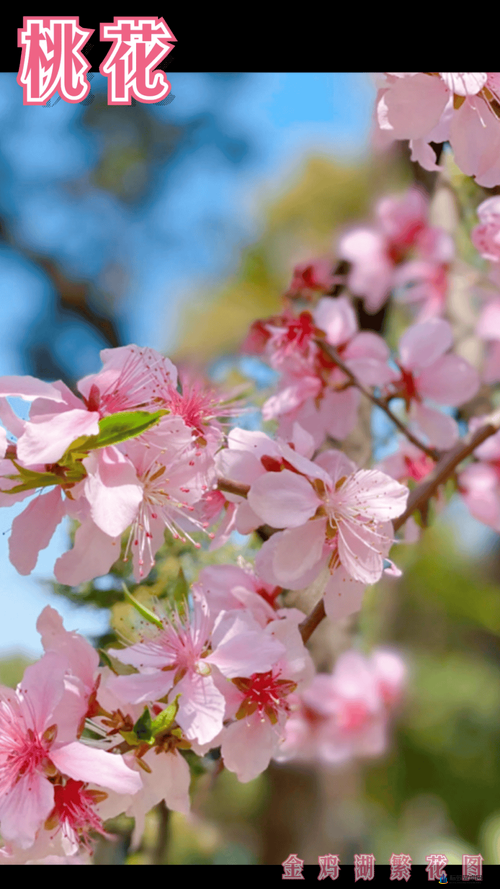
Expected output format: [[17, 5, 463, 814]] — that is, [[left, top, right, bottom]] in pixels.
[[2, 72, 500, 863]]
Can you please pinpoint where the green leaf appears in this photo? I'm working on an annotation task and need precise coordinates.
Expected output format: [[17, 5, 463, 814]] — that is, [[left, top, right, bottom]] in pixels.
[[151, 695, 181, 737], [133, 707, 153, 742], [98, 649, 113, 670], [122, 584, 164, 629], [86, 410, 168, 451], [120, 730, 140, 746]]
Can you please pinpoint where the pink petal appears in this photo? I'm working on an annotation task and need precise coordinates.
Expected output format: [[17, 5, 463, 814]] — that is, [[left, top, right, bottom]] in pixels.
[[105, 670, 175, 705], [318, 388, 361, 441], [338, 228, 393, 311], [175, 672, 226, 746], [221, 713, 278, 783], [255, 531, 327, 591], [129, 749, 190, 849], [409, 138, 444, 172], [272, 520, 326, 584], [323, 569, 366, 622], [51, 742, 142, 794], [290, 422, 316, 460], [0, 375, 66, 402], [450, 98, 500, 186], [460, 463, 500, 531], [36, 605, 99, 695], [9, 487, 66, 576], [207, 630, 285, 678], [417, 354, 479, 406], [411, 402, 458, 449], [377, 73, 448, 139], [84, 448, 142, 537], [0, 399, 25, 438], [337, 520, 389, 585], [399, 318, 452, 370], [17, 652, 67, 734], [248, 469, 321, 528], [0, 772, 54, 849], [54, 520, 120, 586], [17, 409, 100, 465], [313, 296, 358, 346], [336, 470, 408, 520]]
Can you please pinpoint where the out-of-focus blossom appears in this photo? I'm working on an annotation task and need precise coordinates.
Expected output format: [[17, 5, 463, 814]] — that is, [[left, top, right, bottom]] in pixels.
[[276, 648, 406, 766], [476, 297, 500, 383], [472, 196, 500, 263], [286, 257, 339, 301], [460, 420, 500, 532], [338, 187, 453, 316]]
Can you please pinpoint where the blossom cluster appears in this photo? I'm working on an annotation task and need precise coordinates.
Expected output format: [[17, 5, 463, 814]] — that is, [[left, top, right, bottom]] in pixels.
[[375, 73, 500, 187], [5, 73, 500, 863], [0, 589, 406, 863], [0, 347, 236, 585]]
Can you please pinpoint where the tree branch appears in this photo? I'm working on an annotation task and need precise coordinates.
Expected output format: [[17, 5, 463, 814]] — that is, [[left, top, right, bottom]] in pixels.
[[393, 408, 500, 532], [217, 478, 250, 498], [316, 339, 439, 461]]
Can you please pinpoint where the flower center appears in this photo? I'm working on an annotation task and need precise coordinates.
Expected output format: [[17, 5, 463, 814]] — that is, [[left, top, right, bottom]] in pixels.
[[233, 671, 297, 724]]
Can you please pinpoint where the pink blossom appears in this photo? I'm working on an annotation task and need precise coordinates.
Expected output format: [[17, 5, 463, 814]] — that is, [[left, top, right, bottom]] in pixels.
[[386, 318, 480, 448], [247, 447, 408, 588], [77, 344, 178, 416], [107, 595, 286, 746], [0, 652, 140, 849], [338, 188, 434, 313], [375, 73, 500, 188], [286, 257, 338, 300], [276, 648, 406, 766], [460, 420, 500, 532], [472, 196, 500, 262], [219, 611, 314, 782], [256, 297, 393, 446]]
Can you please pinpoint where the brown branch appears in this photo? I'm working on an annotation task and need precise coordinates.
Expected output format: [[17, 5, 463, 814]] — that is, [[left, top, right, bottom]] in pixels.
[[393, 408, 500, 532], [217, 477, 250, 497], [298, 599, 327, 645], [298, 406, 500, 643], [316, 339, 439, 461]]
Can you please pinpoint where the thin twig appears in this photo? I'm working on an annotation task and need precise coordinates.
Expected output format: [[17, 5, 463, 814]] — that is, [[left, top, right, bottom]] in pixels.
[[393, 408, 500, 532], [217, 478, 250, 498], [316, 339, 439, 461]]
